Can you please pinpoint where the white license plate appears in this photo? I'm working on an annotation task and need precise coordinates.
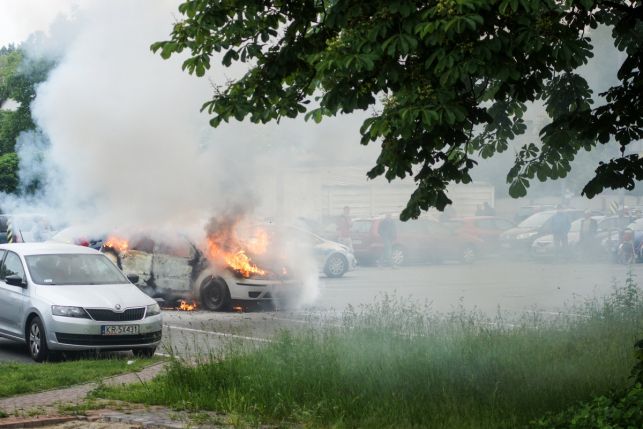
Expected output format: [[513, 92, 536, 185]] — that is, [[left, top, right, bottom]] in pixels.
[[101, 325, 139, 336]]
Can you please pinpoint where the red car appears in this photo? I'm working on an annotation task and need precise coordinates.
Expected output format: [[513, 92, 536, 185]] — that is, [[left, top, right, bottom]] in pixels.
[[444, 216, 515, 252], [350, 217, 483, 265]]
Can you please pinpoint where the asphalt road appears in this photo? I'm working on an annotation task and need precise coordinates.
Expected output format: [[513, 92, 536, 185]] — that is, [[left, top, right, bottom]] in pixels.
[[2, 260, 641, 362]]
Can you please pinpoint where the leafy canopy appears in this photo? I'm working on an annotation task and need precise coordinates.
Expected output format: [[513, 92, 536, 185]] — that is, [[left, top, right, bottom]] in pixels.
[[152, 0, 643, 220], [0, 46, 54, 194]]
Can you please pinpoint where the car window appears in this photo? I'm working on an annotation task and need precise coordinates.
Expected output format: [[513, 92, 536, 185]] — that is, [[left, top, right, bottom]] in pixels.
[[474, 219, 496, 229], [154, 239, 192, 258], [351, 221, 372, 233], [494, 219, 514, 230], [2, 251, 26, 281]]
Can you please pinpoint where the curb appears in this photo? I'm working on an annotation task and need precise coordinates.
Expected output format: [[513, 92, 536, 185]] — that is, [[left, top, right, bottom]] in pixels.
[[0, 416, 77, 428]]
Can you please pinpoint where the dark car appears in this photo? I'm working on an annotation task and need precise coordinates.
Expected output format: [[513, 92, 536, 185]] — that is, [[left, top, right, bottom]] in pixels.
[[499, 209, 584, 253], [350, 217, 483, 265], [513, 205, 556, 223]]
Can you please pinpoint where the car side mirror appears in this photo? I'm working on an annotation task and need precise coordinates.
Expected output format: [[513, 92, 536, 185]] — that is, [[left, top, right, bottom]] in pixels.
[[126, 273, 139, 284], [5, 274, 26, 287]]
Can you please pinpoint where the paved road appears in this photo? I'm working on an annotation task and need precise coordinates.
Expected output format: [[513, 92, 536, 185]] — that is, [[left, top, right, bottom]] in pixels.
[[2, 261, 641, 362]]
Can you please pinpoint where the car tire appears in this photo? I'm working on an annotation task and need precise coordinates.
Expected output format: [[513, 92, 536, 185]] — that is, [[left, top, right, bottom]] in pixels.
[[391, 246, 405, 266], [132, 347, 157, 358], [199, 276, 231, 311], [324, 253, 348, 278], [27, 316, 50, 362]]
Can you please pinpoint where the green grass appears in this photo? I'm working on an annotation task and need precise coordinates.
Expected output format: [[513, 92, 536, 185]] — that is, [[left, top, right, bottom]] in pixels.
[[95, 278, 643, 429], [0, 357, 159, 398]]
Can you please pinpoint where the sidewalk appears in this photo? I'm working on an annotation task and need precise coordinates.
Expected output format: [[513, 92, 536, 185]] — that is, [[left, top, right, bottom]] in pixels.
[[0, 362, 166, 415]]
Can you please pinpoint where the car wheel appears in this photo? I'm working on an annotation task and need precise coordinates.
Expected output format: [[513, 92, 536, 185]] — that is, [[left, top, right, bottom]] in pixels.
[[199, 276, 231, 311], [324, 253, 348, 278], [27, 316, 50, 362], [391, 246, 405, 266], [462, 246, 476, 264], [132, 347, 157, 358]]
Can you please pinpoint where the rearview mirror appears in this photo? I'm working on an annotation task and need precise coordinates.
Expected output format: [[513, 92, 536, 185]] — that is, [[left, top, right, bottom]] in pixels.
[[126, 273, 139, 284], [5, 274, 25, 287]]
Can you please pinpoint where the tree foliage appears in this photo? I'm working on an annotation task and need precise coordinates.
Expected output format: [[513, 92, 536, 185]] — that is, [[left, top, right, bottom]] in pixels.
[[153, 0, 643, 220], [0, 46, 53, 194]]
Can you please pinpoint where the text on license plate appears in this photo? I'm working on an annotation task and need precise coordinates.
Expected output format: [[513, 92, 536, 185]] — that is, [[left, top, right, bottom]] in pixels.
[[101, 325, 139, 336]]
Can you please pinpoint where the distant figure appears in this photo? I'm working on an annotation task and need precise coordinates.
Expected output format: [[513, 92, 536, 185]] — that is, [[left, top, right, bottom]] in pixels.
[[481, 202, 496, 216], [378, 213, 397, 267], [579, 211, 598, 244], [550, 206, 571, 252], [336, 206, 353, 251]]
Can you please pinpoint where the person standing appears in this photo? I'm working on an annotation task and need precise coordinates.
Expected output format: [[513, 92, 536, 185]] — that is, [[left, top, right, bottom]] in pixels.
[[378, 213, 397, 267], [579, 211, 598, 259], [550, 206, 571, 257], [336, 206, 353, 251]]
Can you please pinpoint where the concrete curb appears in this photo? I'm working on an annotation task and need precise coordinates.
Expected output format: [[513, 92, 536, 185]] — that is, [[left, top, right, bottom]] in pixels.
[[0, 415, 77, 428]]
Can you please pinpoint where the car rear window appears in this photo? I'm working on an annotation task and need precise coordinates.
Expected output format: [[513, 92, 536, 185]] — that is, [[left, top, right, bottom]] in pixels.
[[352, 221, 373, 233]]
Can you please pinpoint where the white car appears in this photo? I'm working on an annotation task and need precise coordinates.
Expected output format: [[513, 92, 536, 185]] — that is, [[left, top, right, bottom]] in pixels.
[[0, 243, 162, 362]]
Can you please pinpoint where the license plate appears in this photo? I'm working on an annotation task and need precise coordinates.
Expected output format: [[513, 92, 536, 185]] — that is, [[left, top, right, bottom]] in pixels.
[[101, 325, 139, 336]]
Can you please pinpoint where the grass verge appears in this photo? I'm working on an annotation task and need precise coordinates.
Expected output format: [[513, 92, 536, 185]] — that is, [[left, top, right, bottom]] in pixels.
[[96, 277, 642, 429], [0, 357, 159, 398]]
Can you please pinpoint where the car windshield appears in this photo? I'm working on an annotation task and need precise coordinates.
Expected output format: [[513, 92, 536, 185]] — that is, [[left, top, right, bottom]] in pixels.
[[25, 254, 128, 285], [518, 211, 554, 228]]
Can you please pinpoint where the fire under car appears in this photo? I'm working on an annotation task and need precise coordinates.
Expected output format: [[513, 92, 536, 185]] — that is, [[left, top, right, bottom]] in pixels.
[[100, 232, 304, 311]]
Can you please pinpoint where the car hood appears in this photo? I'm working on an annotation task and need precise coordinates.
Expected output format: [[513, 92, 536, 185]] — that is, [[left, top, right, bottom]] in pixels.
[[501, 226, 535, 239], [315, 240, 349, 254], [34, 283, 155, 308]]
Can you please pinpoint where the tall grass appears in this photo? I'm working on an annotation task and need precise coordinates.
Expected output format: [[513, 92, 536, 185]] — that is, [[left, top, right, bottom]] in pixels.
[[96, 277, 643, 428]]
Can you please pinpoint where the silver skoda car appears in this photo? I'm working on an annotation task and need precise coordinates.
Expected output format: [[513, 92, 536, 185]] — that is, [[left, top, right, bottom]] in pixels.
[[0, 243, 162, 362]]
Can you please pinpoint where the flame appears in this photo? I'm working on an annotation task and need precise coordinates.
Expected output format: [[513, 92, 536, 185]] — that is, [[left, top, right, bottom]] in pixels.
[[203, 218, 272, 278], [177, 300, 197, 311], [232, 305, 244, 312], [104, 236, 129, 253], [206, 240, 266, 278]]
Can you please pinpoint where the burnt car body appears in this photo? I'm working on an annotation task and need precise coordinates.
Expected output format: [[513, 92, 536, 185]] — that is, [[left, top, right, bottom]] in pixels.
[[350, 217, 483, 265], [101, 233, 302, 311]]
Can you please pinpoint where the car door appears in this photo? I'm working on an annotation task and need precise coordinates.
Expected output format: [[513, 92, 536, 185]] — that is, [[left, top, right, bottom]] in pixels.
[[0, 250, 28, 338], [151, 238, 195, 292]]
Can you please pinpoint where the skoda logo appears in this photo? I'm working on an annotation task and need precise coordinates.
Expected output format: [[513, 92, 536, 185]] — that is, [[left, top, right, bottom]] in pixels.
[[115, 304, 122, 311]]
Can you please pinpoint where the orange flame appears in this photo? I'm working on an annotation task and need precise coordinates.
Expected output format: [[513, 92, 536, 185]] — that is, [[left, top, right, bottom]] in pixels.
[[206, 240, 266, 278], [104, 236, 129, 253], [177, 300, 197, 311]]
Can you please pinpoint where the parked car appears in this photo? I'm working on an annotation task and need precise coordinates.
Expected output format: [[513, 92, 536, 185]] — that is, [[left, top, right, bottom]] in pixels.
[[101, 232, 303, 311], [350, 217, 483, 265], [499, 209, 584, 253], [443, 216, 515, 253], [280, 226, 357, 278], [513, 205, 556, 223], [530, 216, 622, 258], [0, 243, 162, 362]]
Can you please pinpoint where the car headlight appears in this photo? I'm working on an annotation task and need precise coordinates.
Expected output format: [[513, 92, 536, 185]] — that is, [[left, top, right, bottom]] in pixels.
[[146, 303, 161, 317], [516, 232, 537, 240], [51, 305, 89, 318]]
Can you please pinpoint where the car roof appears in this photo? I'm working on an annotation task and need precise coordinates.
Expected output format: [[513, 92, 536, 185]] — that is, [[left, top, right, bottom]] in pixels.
[[0, 242, 99, 256]]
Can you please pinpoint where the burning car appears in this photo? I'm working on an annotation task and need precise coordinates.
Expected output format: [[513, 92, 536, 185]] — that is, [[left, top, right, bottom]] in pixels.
[[99, 218, 315, 311]]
